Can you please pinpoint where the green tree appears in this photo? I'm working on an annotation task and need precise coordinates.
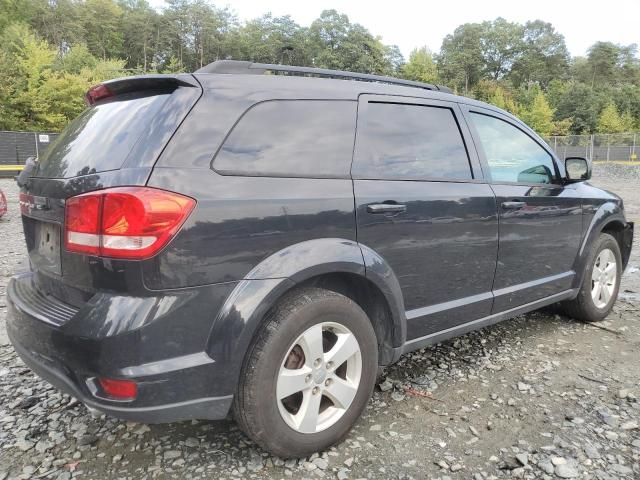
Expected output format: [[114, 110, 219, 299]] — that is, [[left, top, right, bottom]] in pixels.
[[402, 46, 437, 83], [0, 0, 39, 32], [621, 110, 637, 131], [161, 0, 237, 72], [232, 14, 308, 65], [520, 90, 555, 136], [308, 10, 395, 75], [489, 85, 520, 116], [81, 0, 124, 60], [510, 20, 569, 87], [0, 5, 639, 134], [481, 18, 524, 80], [597, 102, 629, 133], [119, 0, 159, 72], [53, 43, 97, 74], [27, 0, 85, 53], [0, 23, 56, 129], [383, 44, 404, 76], [438, 22, 484, 93], [584, 42, 640, 87], [554, 83, 604, 134]]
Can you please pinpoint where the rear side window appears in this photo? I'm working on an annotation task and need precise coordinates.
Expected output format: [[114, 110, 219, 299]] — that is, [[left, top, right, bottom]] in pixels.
[[352, 102, 472, 181], [35, 92, 171, 178], [213, 100, 356, 178]]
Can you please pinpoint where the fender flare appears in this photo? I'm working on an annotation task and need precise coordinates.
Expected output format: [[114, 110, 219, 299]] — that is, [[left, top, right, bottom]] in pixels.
[[205, 238, 405, 386], [572, 201, 628, 289]]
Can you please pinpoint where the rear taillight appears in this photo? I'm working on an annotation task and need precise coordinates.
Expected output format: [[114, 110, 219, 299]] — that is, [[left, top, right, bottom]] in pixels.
[[65, 187, 195, 259], [0, 190, 7, 217]]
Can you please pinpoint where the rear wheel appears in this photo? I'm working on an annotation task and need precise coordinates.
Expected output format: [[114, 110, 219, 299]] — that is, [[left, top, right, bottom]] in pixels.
[[562, 233, 622, 322], [233, 288, 378, 458]]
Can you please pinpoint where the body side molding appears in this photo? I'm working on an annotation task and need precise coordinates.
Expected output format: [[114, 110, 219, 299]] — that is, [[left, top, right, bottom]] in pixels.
[[400, 288, 578, 356]]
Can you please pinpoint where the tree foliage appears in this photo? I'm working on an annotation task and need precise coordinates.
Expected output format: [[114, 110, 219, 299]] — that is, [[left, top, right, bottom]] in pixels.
[[0, 0, 638, 136], [402, 46, 438, 83], [597, 103, 636, 133]]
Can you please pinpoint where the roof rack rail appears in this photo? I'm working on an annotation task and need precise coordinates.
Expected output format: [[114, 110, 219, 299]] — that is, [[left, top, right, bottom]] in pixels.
[[195, 60, 453, 93]]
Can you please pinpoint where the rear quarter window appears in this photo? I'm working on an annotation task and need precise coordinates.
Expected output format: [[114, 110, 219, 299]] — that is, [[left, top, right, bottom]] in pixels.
[[213, 100, 357, 178]]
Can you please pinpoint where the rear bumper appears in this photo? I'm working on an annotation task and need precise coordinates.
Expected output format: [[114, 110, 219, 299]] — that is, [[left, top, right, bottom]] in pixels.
[[9, 328, 232, 423], [6, 272, 237, 423]]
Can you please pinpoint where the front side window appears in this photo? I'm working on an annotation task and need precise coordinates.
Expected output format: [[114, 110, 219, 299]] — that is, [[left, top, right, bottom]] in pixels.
[[470, 112, 556, 184], [352, 102, 472, 181], [214, 100, 356, 178]]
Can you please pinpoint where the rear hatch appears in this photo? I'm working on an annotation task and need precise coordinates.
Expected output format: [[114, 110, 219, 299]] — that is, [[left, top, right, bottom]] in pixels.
[[19, 74, 202, 305]]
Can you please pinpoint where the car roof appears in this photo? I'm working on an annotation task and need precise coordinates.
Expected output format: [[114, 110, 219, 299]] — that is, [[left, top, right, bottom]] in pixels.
[[193, 71, 515, 122]]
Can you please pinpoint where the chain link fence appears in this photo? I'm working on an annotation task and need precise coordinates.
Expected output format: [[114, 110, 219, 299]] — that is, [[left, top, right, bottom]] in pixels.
[[545, 133, 639, 162], [0, 130, 59, 177]]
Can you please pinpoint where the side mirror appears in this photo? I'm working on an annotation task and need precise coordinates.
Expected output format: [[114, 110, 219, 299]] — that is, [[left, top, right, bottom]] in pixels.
[[565, 157, 591, 182]]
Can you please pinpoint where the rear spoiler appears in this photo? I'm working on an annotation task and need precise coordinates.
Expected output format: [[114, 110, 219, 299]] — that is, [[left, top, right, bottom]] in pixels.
[[85, 74, 200, 106]]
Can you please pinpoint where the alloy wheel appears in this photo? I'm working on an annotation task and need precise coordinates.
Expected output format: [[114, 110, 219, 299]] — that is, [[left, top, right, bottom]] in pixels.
[[276, 322, 362, 434], [591, 248, 617, 309]]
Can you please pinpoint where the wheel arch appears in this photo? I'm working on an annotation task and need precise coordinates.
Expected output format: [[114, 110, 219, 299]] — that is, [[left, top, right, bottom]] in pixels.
[[573, 201, 632, 289], [601, 219, 633, 270], [205, 238, 406, 394]]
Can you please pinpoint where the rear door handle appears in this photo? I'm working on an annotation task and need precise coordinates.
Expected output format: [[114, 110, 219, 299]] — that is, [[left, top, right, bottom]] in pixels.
[[367, 203, 407, 214], [501, 201, 526, 210]]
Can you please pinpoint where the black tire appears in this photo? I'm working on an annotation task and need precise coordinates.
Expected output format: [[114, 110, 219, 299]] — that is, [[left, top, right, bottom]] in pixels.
[[562, 233, 622, 322], [233, 287, 378, 458]]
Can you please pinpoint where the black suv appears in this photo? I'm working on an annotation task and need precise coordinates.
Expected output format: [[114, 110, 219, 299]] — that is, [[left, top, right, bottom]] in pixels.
[[7, 61, 634, 457]]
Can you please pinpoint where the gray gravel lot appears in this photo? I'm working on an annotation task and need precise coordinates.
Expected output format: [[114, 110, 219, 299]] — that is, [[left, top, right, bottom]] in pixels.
[[1, 164, 639, 480]]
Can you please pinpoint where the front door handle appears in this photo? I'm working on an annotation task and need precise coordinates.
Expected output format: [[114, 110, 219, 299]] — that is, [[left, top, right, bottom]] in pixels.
[[501, 201, 526, 210], [367, 203, 407, 214]]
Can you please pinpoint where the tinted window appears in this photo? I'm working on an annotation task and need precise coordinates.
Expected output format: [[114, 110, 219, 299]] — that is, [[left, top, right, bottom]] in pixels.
[[470, 112, 556, 184], [214, 100, 356, 178], [35, 92, 170, 178], [352, 102, 471, 180]]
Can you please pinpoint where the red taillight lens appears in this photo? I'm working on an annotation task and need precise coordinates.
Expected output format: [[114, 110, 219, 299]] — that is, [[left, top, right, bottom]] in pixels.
[[65, 194, 102, 255], [64, 187, 195, 259], [85, 84, 113, 106], [0, 190, 7, 217], [98, 378, 138, 400]]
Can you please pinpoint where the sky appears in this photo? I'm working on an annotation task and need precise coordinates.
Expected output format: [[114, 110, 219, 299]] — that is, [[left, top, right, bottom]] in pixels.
[[149, 0, 639, 59]]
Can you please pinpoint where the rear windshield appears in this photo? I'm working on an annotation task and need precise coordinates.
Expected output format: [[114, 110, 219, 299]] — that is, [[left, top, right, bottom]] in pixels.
[[34, 91, 170, 178]]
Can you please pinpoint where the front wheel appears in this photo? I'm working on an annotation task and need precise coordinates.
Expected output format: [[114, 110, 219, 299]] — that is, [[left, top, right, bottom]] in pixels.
[[562, 233, 622, 322], [233, 288, 378, 458]]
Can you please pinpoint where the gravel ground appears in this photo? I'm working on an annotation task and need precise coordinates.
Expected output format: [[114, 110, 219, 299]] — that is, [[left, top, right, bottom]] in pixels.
[[1, 166, 639, 480]]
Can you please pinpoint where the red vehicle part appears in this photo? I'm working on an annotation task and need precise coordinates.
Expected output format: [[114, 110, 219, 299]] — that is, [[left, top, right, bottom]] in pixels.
[[0, 189, 7, 218]]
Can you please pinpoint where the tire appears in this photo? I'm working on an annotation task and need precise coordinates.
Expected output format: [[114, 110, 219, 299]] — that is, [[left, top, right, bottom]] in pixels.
[[562, 233, 622, 322], [233, 287, 378, 458]]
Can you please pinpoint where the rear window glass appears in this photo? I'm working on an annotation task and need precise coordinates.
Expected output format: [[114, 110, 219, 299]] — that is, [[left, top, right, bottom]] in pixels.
[[352, 102, 472, 181], [213, 100, 356, 178], [34, 92, 170, 178]]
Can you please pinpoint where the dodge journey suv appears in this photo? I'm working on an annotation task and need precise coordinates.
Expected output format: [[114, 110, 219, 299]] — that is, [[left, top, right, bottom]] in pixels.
[[7, 61, 634, 457]]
